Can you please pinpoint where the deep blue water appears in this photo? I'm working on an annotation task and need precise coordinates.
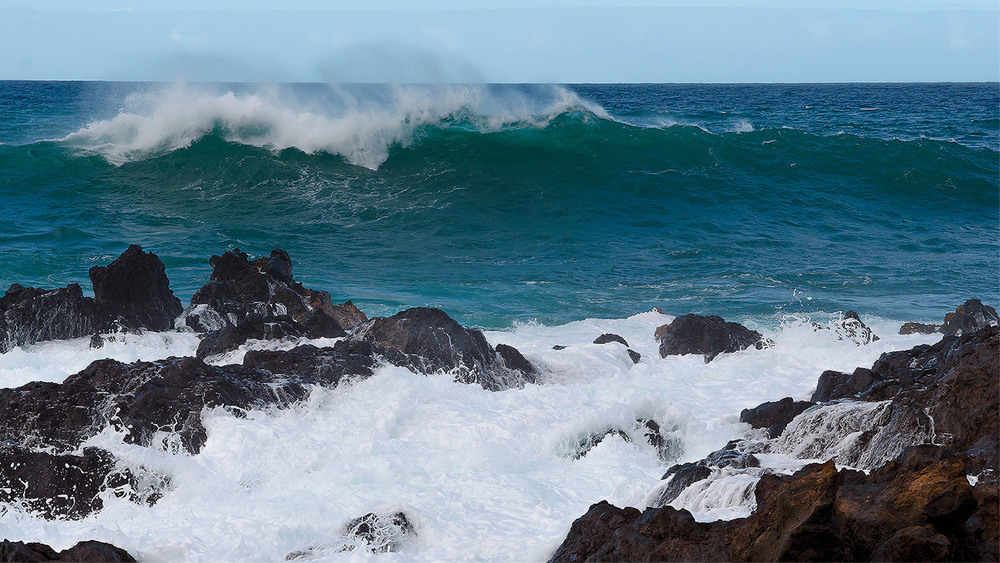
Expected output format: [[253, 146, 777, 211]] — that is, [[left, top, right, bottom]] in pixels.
[[0, 81, 996, 327]]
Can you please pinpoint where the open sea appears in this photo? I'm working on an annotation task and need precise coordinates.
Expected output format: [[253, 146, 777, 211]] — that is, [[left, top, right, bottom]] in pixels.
[[0, 81, 997, 560]]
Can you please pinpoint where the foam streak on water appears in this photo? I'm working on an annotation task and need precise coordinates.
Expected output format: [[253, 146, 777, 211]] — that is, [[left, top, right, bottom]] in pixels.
[[0, 312, 942, 561]]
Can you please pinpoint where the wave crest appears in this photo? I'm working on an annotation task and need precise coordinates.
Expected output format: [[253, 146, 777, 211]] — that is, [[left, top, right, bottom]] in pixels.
[[61, 83, 610, 169]]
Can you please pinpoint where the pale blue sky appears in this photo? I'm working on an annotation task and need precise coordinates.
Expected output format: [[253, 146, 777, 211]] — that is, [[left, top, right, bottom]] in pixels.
[[1, 1, 997, 82]]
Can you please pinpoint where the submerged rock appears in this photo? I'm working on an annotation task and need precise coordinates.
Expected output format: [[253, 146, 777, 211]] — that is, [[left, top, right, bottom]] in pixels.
[[285, 511, 416, 559], [0, 540, 136, 562], [0, 246, 180, 354], [353, 307, 536, 390], [655, 314, 767, 362], [574, 419, 678, 464], [550, 445, 996, 562]]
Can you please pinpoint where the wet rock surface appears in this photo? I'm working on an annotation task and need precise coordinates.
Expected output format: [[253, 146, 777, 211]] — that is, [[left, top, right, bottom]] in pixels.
[[0, 246, 181, 354], [555, 304, 999, 561], [0, 356, 312, 455], [353, 307, 535, 390], [739, 396, 815, 438], [180, 248, 357, 336], [594, 333, 629, 346], [899, 321, 941, 335], [285, 512, 416, 559], [655, 314, 767, 362], [941, 298, 999, 336], [574, 419, 677, 463], [0, 540, 136, 562], [0, 445, 152, 520], [551, 446, 997, 562]]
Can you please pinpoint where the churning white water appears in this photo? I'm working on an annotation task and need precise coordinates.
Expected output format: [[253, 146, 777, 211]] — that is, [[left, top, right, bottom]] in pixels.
[[0, 311, 941, 561]]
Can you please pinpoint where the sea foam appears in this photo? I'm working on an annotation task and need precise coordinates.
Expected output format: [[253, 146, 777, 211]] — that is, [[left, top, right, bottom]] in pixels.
[[0, 311, 942, 561]]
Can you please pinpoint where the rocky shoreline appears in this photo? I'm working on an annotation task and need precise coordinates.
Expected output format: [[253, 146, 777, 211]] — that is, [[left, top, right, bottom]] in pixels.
[[1, 246, 997, 561]]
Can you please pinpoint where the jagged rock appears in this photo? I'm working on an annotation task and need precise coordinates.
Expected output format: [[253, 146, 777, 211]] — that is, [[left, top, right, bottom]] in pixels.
[[89, 244, 182, 331], [594, 333, 629, 346], [899, 321, 940, 335], [195, 312, 345, 359], [0, 356, 311, 454], [552, 345, 567, 350], [740, 396, 815, 438], [0, 540, 135, 562], [941, 298, 999, 336], [353, 307, 535, 390], [811, 326, 998, 461], [550, 446, 996, 562], [180, 248, 361, 334], [655, 314, 767, 363], [0, 246, 180, 354], [838, 310, 879, 344], [627, 349, 641, 363], [0, 283, 101, 354]]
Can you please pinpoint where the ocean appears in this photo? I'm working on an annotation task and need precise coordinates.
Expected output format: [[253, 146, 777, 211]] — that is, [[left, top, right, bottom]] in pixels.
[[0, 81, 997, 560]]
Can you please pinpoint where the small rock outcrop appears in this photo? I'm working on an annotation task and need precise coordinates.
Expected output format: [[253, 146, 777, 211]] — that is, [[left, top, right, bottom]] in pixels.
[[655, 314, 767, 363], [941, 298, 999, 336], [574, 419, 678, 463], [594, 333, 629, 346], [838, 310, 879, 344], [341, 512, 416, 553], [179, 249, 360, 356], [353, 307, 536, 390], [0, 245, 181, 353], [899, 321, 940, 335], [550, 446, 997, 562], [0, 540, 136, 562], [739, 397, 815, 438], [89, 244, 183, 331]]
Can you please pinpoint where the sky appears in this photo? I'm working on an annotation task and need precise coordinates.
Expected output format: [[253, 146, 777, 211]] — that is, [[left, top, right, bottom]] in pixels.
[[1, 1, 997, 82]]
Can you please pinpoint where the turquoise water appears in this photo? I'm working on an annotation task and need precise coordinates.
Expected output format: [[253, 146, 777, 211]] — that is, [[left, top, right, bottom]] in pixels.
[[0, 81, 996, 327]]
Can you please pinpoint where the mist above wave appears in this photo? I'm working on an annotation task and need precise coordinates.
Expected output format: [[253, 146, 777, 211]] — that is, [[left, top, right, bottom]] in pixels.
[[60, 83, 610, 169]]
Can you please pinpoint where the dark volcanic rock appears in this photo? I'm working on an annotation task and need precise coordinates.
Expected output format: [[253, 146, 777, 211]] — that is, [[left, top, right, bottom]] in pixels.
[[495, 343, 536, 376], [550, 446, 997, 562], [0, 445, 140, 520], [0, 356, 312, 454], [574, 419, 678, 463], [0, 246, 180, 354], [810, 326, 998, 461], [655, 314, 767, 363], [899, 321, 941, 335], [0, 283, 101, 353], [653, 441, 761, 506], [627, 349, 642, 363], [740, 396, 815, 438], [839, 310, 879, 344], [0, 540, 135, 562], [594, 333, 629, 347], [243, 340, 384, 386], [90, 244, 182, 331], [195, 313, 345, 359], [182, 248, 361, 335], [941, 298, 999, 336], [353, 307, 535, 390]]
